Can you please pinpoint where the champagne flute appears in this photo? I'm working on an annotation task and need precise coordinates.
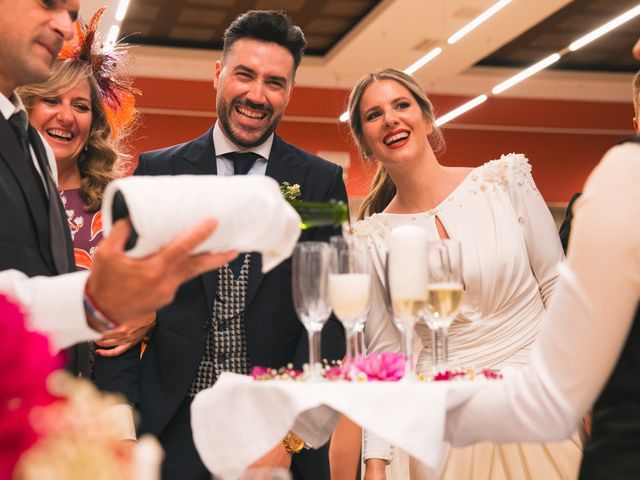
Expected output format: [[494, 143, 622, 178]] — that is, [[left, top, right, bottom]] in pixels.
[[328, 236, 371, 364], [425, 239, 464, 372], [385, 225, 430, 381], [292, 242, 332, 380]]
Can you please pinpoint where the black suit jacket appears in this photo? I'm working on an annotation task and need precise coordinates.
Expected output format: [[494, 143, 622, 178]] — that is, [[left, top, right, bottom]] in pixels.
[[558, 192, 581, 254], [96, 127, 347, 479], [0, 115, 73, 276]]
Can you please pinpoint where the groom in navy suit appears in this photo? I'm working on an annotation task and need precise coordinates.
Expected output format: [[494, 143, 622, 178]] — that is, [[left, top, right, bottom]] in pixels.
[[95, 10, 347, 480]]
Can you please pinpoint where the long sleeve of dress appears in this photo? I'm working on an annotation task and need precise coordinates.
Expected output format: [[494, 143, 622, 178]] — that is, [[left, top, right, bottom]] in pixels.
[[0, 269, 99, 351], [446, 143, 640, 444], [505, 155, 564, 306]]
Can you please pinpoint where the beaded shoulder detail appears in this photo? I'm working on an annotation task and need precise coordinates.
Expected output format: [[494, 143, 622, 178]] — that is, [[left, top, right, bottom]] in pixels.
[[352, 214, 394, 238], [477, 153, 539, 194]]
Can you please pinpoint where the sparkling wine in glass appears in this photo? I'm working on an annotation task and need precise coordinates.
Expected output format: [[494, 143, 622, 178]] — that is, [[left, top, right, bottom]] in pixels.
[[329, 236, 371, 364], [292, 242, 332, 380], [385, 225, 430, 381], [425, 239, 464, 372]]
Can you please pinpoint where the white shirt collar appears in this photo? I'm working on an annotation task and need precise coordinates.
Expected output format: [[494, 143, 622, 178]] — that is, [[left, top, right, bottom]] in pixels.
[[212, 121, 274, 161], [0, 90, 27, 121]]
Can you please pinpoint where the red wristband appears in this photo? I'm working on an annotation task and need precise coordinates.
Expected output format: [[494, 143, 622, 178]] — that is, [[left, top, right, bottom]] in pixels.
[[83, 286, 116, 331]]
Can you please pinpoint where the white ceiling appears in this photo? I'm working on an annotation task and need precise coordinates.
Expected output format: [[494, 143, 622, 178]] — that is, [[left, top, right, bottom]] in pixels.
[[81, 0, 634, 103]]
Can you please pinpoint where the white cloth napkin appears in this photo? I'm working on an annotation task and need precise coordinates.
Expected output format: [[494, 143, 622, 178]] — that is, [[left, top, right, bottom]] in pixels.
[[102, 175, 301, 272], [191, 372, 488, 480]]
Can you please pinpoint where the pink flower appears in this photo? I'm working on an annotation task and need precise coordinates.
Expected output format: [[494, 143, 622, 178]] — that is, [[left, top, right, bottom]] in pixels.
[[433, 371, 454, 381], [324, 365, 350, 381], [352, 353, 405, 381], [0, 295, 63, 478], [250, 366, 272, 379], [482, 369, 503, 379]]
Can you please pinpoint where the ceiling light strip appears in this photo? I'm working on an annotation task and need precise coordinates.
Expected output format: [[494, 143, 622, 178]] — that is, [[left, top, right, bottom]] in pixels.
[[106, 25, 121, 47], [404, 47, 443, 75], [435, 95, 487, 127], [569, 4, 640, 51], [105, 0, 132, 48], [491, 53, 561, 94], [448, 0, 513, 45], [115, 0, 132, 22]]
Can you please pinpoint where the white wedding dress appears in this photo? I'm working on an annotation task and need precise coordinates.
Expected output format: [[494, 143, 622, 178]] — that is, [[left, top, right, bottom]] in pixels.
[[353, 154, 583, 479]]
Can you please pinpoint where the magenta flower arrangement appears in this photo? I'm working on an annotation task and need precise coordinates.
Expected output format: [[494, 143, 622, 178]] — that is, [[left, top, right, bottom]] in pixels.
[[251, 353, 502, 383]]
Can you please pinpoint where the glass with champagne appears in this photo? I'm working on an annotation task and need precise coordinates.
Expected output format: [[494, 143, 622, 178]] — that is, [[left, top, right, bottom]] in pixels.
[[425, 239, 464, 372], [328, 236, 371, 364], [385, 225, 430, 381]]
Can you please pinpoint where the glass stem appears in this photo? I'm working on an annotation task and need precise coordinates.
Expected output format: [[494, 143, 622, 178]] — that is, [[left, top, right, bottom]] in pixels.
[[440, 327, 449, 372], [431, 327, 438, 374], [308, 328, 322, 378], [358, 325, 366, 357], [345, 326, 357, 362], [353, 322, 365, 357]]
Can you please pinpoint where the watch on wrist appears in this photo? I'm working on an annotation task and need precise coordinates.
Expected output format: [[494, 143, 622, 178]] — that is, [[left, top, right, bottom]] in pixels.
[[282, 432, 305, 454]]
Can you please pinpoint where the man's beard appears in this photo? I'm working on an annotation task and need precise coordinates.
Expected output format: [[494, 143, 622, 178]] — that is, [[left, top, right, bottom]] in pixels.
[[217, 99, 282, 148]]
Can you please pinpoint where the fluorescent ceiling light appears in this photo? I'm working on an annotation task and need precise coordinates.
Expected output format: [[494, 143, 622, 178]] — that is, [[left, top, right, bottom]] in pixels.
[[435, 95, 488, 126], [447, 0, 512, 45], [569, 4, 640, 51], [115, 0, 131, 22], [106, 25, 121, 47], [404, 47, 443, 75], [491, 53, 560, 94]]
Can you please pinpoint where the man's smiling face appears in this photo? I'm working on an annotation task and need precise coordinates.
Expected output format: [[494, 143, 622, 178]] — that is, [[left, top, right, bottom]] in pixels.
[[214, 37, 295, 148]]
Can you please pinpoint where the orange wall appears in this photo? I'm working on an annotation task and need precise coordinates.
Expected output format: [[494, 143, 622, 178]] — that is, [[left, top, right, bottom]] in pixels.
[[130, 77, 633, 203]]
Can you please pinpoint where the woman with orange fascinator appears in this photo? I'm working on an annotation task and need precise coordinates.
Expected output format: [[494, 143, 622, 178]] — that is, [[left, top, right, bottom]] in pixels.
[[18, 8, 154, 375]]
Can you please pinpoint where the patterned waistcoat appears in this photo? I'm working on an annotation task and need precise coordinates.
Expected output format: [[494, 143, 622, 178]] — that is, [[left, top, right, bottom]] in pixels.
[[189, 255, 252, 397]]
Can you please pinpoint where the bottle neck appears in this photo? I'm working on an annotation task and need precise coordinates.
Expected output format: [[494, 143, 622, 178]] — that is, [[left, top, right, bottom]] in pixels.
[[289, 199, 349, 229]]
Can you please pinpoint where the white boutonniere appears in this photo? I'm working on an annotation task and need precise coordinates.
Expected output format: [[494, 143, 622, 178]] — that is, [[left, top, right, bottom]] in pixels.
[[280, 182, 301, 201]]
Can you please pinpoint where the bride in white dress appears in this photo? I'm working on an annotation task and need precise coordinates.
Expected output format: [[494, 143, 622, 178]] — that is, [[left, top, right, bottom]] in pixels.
[[346, 68, 583, 479]]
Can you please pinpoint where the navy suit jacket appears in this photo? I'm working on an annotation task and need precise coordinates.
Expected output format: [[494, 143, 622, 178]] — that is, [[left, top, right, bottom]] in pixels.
[[95, 127, 347, 478]]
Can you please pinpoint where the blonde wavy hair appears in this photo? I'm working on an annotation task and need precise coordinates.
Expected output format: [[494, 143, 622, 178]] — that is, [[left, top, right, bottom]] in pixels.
[[347, 68, 445, 219], [18, 60, 131, 212]]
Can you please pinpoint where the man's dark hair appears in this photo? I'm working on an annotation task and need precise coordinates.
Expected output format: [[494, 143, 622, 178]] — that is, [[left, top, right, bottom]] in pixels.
[[222, 10, 307, 71]]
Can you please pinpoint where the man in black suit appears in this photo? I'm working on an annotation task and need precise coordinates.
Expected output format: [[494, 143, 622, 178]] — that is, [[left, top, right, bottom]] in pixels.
[[0, 0, 236, 352], [106, 10, 347, 480]]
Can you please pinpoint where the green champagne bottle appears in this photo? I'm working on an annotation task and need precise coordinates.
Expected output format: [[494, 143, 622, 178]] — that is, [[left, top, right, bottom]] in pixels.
[[289, 199, 349, 229]]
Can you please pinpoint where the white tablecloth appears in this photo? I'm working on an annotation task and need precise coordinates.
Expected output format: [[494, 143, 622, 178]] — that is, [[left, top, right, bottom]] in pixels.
[[191, 372, 492, 480]]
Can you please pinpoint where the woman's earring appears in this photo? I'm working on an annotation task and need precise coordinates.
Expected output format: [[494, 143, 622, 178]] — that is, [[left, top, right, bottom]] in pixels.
[[363, 148, 372, 161]]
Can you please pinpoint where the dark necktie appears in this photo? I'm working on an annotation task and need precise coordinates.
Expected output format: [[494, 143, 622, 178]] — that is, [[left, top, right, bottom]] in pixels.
[[224, 151, 260, 276], [225, 151, 260, 175], [8, 112, 31, 160], [9, 112, 70, 274]]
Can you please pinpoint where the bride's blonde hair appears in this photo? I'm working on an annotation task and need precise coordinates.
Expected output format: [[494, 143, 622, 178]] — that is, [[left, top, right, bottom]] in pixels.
[[347, 68, 445, 219]]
